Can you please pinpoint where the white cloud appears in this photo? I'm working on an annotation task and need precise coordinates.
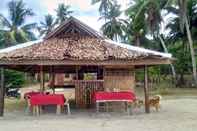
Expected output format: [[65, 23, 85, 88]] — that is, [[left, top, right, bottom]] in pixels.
[[78, 15, 104, 32], [118, 0, 130, 11], [67, 0, 98, 11], [40, 0, 61, 15]]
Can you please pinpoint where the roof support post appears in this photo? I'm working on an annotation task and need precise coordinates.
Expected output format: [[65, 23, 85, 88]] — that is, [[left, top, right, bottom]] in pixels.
[[0, 67, 5, 116], [51, 66, 55, 94], [144, 65, 150, 113], [75, 66, 80, 108], [40, 66, 45, 92]]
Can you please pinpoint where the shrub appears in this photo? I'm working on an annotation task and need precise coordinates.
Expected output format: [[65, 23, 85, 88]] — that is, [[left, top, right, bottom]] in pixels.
[[4, 69, 25, 88]]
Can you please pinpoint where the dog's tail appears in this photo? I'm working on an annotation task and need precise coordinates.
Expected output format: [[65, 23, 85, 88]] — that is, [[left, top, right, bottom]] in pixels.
[[154, 95, 162, 100]]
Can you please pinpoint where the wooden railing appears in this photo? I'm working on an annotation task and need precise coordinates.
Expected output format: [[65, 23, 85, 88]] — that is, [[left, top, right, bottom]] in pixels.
[[73, 80, 104, 108]]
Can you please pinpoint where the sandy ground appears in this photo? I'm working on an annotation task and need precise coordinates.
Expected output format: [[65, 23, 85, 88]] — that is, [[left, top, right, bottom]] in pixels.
[[1, 98, 197, 131]]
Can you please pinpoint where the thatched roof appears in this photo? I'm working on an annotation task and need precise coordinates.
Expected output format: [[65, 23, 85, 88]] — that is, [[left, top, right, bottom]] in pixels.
[[0, 17, 172, 66], [0, 38, 149, 61]]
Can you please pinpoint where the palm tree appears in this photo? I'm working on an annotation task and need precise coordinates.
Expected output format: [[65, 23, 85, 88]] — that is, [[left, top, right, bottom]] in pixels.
[[37, 14, 56, 37], [0, 0, 36, 47], [132, 0, 176, 80], [91, 0, 115, 16], [166, 0, 197, 85], [179, 0, 197, 85], [166, 11, 190, 86], [100, 3, 126, 41], [56, 3, 73, 24], [125, 0, 147, 46]]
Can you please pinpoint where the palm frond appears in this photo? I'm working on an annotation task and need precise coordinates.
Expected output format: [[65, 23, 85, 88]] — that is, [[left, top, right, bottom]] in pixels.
[[0, 14, 11, 28], [21, 23, 37, 31]]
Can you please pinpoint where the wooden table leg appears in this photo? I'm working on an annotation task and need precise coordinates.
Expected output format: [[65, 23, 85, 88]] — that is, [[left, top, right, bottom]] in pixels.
[[35, 106, 40, 116], [125, 102, 127, 113], [96, 102, 99, 113], [39, 106, 43, 114], [32, 106, 35, 116], [56, 105, 61, 115], [128, 102, 133, 115], [106, 102, 109, 112], [67, 103, 71, 115]]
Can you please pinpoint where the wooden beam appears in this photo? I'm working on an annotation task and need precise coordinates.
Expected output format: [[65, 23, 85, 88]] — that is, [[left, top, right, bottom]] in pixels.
[[144, 65, 150, 113], [0, 58, 172, 66], [40, 66, 45, 92], [0, 67, 4, 116]]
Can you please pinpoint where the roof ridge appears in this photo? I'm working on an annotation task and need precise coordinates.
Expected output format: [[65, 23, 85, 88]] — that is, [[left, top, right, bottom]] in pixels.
[[104, 39, 172, 58], [44, 16, 105, 40]]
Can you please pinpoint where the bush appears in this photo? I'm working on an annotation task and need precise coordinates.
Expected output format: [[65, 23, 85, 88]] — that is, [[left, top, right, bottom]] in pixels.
[[4, 69, 25, 88]]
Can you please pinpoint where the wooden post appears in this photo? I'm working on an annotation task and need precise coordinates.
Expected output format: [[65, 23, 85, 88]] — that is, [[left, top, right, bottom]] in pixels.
[[0, 67, 4, 116], [51, 66, 55, 94], [40, 66, 45, 92], [75, 66, 79, 108], [144, 65, 150, 113]]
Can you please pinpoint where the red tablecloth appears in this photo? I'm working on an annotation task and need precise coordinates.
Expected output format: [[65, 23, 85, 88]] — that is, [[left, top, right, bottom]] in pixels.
[[30, 94, 65, 106], [94, 91, 136, 102], [24, 91, 42, 99]]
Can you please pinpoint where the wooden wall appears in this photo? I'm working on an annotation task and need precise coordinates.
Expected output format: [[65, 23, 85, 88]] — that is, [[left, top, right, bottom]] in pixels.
[[104, 67, 135, 91]]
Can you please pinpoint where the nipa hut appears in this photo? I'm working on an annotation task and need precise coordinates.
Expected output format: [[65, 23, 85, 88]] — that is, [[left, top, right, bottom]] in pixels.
[[0, 17, 172, 116]]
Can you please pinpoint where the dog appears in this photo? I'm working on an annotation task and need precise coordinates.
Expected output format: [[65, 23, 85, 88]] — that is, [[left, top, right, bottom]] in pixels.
[[149, 95, 162, 111], [133, 98, 144, 108]]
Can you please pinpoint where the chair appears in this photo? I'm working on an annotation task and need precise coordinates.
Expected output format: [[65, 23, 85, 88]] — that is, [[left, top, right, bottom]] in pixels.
[[64, 101, 71, 115], [64, 93, 72, 115]]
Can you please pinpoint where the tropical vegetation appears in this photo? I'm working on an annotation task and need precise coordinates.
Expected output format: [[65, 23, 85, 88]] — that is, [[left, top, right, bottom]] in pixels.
[[0, 0, 197, 87]]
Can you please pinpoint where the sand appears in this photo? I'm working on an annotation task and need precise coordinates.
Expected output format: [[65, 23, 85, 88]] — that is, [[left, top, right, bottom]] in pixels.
[[1, 98, 197, 131]]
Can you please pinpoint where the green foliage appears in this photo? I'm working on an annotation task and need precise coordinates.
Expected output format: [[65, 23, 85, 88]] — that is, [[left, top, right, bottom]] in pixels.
[[125, 0, 147, 46], [91, 0, 115, 15], [5, 69, 25, 88], [37, 14, 56, 37], [56, 3, 73, 24], [100, 2, 126, 41], [0, 0, 197, 88], [0, 0, 37, 47]]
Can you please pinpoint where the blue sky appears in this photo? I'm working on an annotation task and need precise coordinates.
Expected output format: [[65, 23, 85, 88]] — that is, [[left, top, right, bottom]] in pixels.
[[0, 0, 130, 33]]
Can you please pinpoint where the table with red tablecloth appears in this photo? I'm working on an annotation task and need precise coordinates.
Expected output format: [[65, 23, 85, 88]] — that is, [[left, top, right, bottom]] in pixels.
[[94, 91, 136, 114], [24, 91, 42, 99], [24, 92, 66, 115], [30, 94, 65, 106]]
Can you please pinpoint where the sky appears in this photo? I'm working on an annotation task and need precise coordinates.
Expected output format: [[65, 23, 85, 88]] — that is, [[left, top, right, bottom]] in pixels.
[[0, 0, 130, 33]]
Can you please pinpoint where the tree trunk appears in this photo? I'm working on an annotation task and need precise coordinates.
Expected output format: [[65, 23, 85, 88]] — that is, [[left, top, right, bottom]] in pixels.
[[136, 35, 140, 46], [0, 68, 4, 116], [185, 16, 197, 86], [144, 65, 150, 113], [158, 35, 176, 82]]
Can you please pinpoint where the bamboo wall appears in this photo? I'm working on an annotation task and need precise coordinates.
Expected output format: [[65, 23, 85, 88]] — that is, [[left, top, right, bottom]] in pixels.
[[75, 80, 104, 108], [104, 67, 135, 91]]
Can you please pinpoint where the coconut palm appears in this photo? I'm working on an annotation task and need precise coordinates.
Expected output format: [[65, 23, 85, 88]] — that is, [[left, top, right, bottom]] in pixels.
[[165, 0, 197, 85], [0, 0, 36, 47], [125, 0, 147, 46], [179, 0, 197, 85], [166, 0, 197, 85], [100, 3, 126, 41], [91, 0, 115, 16], [131, 0, 176, 80], [37, 14, 56, 37], [56, 3, 73, 24]]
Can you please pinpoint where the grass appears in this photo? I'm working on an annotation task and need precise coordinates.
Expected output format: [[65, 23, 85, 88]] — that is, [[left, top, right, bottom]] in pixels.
[[4, 98, 26, 112]]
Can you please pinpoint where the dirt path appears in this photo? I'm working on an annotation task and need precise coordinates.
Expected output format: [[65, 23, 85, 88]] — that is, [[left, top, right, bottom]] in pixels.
[[1, 98, 197, 131]]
